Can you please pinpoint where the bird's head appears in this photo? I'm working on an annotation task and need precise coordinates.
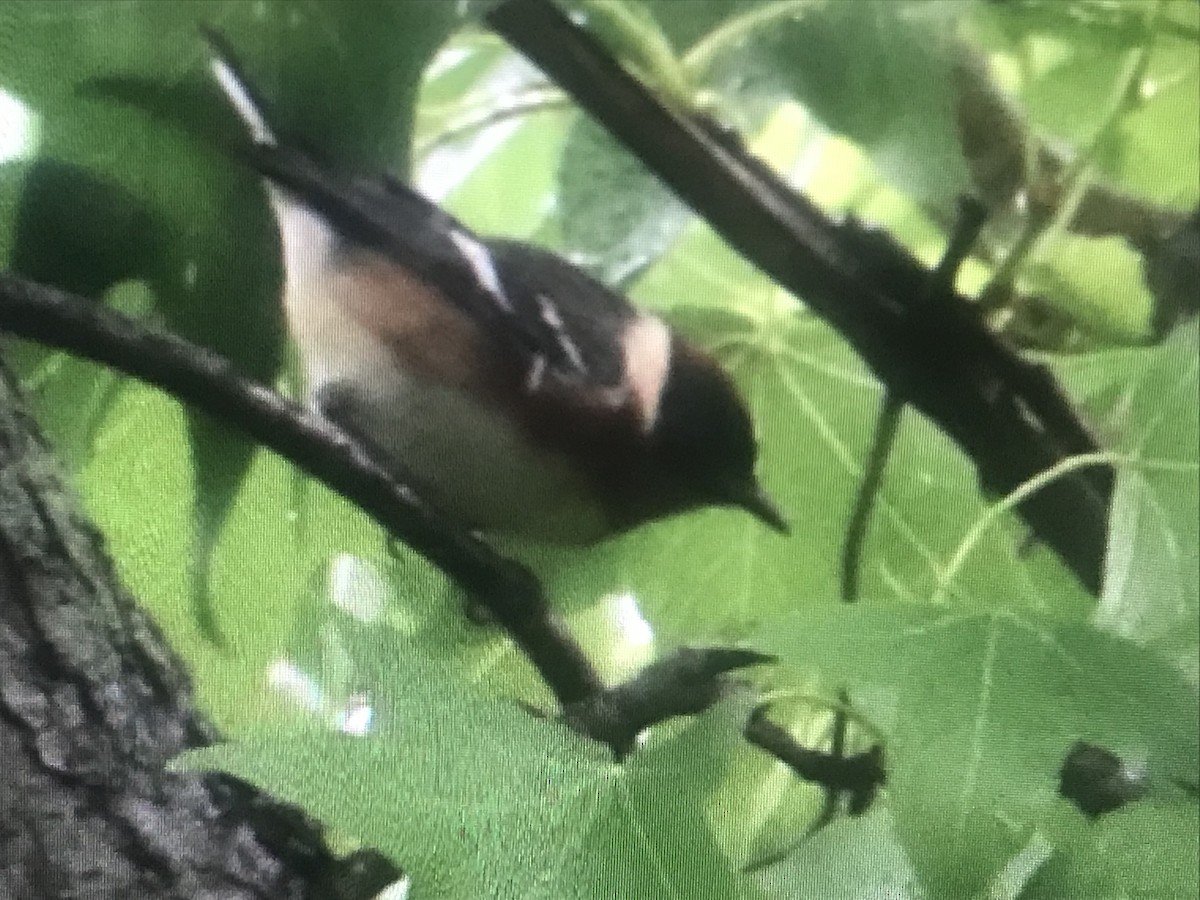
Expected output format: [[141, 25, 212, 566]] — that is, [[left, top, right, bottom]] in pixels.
[[638, 338, 788, 534]]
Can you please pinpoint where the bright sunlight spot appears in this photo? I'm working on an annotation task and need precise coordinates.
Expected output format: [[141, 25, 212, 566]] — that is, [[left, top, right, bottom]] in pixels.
[[0, 89, 38, 163]]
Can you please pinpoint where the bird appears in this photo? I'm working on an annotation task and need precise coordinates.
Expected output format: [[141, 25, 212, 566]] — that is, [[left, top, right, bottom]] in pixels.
[[201, 27, 788, 544]]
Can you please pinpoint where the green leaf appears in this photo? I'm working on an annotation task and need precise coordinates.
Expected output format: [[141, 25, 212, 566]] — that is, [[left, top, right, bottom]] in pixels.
[[1093, 324, 1199, 658], [1020, 802, 1200, 900], [1119, 37, 1200, 205], [751, 602, 1200, 898], [555, 116, 691, 286], [178, 695, 605, 898], [178, 639, 757, 899], [754, 809, 924, 900], [710, 0, 975, 205], [565, 698, 762, 900], [977, 0, 1200, 205], [1021, 233, 1155, 343]]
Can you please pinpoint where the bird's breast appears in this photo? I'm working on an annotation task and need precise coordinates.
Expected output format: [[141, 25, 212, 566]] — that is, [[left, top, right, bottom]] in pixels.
[[342, 367, 612, 542]]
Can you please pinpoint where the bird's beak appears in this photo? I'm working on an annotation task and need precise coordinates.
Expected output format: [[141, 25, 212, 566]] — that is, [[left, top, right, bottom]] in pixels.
[[734, 481, 790, 535]]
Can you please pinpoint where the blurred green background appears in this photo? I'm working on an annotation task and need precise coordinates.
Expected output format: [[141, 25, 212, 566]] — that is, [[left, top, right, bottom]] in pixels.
[[1, 2, 1196, 898]]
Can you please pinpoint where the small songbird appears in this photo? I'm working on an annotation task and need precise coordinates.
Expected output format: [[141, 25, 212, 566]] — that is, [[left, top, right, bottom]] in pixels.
[[203, 29, 787, 543]]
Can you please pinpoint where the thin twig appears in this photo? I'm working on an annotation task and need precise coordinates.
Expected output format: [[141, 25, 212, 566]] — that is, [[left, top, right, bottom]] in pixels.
[[839, 397, 901, 605], [416, 86, 569, 158], [683, 0, 818, 78], [841, 198, 990, 603], [930, 448, 1194, 604]]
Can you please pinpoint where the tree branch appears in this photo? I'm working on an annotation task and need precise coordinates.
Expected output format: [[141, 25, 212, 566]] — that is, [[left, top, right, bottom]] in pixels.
[[486, 0, 1113, 593], [0, 271, 604, 708], [0, 358, 355, 897], [562, 647, 771, 757]]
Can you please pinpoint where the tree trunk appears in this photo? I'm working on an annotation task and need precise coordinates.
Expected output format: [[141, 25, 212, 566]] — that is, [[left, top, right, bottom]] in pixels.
[[0, 359, 338, 899]]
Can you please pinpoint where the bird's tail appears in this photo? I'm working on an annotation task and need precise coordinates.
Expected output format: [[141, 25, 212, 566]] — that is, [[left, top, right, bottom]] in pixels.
[[199, 25, 278, 148]]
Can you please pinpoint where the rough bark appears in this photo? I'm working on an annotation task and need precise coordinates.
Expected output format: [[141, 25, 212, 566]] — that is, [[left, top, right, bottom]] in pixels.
[[0, 360, 338, 899]]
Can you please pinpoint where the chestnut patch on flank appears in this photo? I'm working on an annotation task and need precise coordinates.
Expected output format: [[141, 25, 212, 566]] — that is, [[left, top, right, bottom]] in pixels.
[[335, 251, 496, 392]]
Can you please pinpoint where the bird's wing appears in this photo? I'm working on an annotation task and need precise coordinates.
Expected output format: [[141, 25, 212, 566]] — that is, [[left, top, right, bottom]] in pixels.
[[482, 239, 637, 390], [203, 26, 632, 391]]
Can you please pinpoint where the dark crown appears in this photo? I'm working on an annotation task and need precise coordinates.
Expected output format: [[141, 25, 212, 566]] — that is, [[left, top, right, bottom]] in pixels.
[[652, 339, 758, 497]]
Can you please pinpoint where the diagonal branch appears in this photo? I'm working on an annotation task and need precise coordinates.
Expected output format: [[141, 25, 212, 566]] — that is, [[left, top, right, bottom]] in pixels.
[[0, 271, 604, 708], [487, 0, 1113, 593]]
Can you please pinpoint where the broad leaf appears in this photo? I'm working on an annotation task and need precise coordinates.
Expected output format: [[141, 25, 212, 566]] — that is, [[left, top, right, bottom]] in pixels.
[[555, 116, 691, 286], [1021, 802, 1200, 900], [755, 809, 924, 900], [179, 635, 758, 899], [752, 601, 1199, 898], [1094, 323, 1199, 660]]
